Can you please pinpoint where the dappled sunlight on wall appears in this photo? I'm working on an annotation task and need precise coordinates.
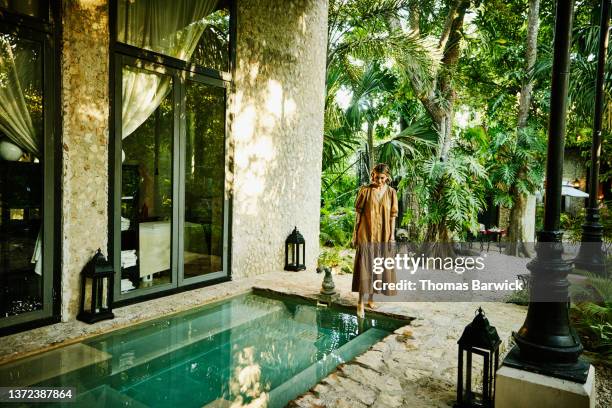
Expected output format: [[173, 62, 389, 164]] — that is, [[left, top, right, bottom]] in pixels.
[[233, 79, 299, 217], [230, 0, 327, 278], [60, 0, 110, 320]]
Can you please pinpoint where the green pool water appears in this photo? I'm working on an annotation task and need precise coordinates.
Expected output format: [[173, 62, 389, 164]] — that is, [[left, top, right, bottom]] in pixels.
[[1, 292, 405, 408]]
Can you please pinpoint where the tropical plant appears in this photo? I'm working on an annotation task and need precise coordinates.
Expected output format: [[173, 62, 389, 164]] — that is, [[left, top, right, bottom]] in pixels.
[[417, 149, 488, 256], [487, 126, 546, 255], [568, 271, 612, 363], [320, 205, 356, 247]]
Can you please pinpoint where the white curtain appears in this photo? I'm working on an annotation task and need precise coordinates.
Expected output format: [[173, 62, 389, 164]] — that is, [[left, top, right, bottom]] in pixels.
[[118, 0, 219, 138], [0, 34, 41, 157]]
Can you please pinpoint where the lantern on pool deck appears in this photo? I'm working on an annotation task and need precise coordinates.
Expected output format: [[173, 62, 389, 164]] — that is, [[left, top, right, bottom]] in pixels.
[[284, 226, 306, 271], [77, 249, 115, 324], [455, 307, 501, 408]]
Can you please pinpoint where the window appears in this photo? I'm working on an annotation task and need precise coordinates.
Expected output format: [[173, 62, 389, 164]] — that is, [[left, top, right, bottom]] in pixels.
[[0, 1, 57, 332], [0, 1, 47, 19], [112, 0, 233, 301], [117, 0, 230, 72]]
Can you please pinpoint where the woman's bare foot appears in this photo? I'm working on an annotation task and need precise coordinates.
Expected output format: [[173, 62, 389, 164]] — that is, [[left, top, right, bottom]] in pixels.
[[367, 300, 377, 309], [356, 302, 365, 318]]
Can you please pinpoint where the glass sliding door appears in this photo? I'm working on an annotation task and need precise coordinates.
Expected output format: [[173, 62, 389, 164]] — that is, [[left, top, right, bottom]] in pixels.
[[182, 80, 226, 281], [112, 0, 233, 303], [0, 1, 57, 332], [116, 62, 177, 297], [114, 62, 229, 301]]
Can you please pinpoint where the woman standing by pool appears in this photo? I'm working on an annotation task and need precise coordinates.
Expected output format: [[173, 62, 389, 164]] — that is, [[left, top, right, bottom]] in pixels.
[[351, 163, 398, 318]]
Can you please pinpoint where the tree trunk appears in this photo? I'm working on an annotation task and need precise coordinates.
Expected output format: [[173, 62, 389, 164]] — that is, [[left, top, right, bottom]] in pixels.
[[422, 177, 457, 257], [517, 0, 540, 129], [423, 221, 457, 258], [438, 110, 454, 161], [412, 1, 469, 253], [367, 119, 374, 172], [505, 185, 532, 257], [506, 0, 540, 257]]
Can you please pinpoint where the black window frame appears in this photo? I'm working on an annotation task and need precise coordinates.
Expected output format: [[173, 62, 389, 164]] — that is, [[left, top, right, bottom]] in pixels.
[[0, 1, 61, 336], [109, 0, 236, 307]]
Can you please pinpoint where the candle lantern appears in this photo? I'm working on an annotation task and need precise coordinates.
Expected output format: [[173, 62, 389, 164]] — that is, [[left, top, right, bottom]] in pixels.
[[77, 248, 115, 324], [284, 226, 306, 271], [455, 307, 501, 408]]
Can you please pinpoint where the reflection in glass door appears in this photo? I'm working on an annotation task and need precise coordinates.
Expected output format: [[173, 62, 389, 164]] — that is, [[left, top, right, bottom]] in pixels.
[[183, 81, 226, 279], [119, 65, 174, 295], [115, 61, 229, 302], [0, 29, 51, 326]]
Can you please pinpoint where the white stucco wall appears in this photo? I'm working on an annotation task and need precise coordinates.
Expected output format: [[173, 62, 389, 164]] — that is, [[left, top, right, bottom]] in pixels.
[[230, 0, 328, 277]]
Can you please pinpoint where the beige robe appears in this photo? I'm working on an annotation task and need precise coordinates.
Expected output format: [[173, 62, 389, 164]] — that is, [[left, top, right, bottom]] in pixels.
[[352, 183, 398, 295]]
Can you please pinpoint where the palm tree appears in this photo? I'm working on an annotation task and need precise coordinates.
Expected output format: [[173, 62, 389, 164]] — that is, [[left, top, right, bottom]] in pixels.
[[322, 0, 441, 172]]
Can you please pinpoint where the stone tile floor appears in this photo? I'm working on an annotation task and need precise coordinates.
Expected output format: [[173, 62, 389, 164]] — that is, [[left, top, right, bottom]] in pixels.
[[0, 268, 609, 407]]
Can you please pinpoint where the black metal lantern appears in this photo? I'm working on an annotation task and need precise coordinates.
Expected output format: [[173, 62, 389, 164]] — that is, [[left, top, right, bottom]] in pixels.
[[456, 307, 501, 408], [284, 226, 306, 271], [77, 248, 115, 324]]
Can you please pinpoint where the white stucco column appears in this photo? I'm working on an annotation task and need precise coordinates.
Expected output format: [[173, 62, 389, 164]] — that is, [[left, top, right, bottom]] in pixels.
[[231, 0, 328, 277]]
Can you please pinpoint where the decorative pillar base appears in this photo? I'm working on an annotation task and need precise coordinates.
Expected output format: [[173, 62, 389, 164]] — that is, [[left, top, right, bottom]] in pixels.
[[503, 346, 590, 383], [574, 209, 607, 275], [495, 363, 595, 408]]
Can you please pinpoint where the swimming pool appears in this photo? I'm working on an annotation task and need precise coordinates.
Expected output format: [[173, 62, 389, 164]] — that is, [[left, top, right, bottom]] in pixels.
[[0, 292, 406, 407]]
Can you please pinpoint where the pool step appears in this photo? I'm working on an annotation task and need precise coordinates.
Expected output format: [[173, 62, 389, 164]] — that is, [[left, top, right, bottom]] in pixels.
[[93, 298, 290, 376], [114, 305, 294, 390], [0, 343, 112, 387]]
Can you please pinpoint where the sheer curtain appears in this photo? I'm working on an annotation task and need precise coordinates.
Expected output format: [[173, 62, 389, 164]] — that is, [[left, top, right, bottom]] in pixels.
[[0, 35, 41, 157], [118, 0, 218, 138], [0, 34, 43, 275]]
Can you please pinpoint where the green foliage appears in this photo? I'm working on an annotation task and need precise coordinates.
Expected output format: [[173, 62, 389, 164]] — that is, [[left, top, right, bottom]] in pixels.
[[318, 247, 355, 274], [416, 149, 488, 237], [320, 0, 611, 254], [505, 286, 530, 306], [320, 204, 356, 247], [323, 0, 441, 172], [560, 211, 584, 243], [571, 300, 612, 363], [558, 202, 612, 243], [570, 271, 612, 363], [536, 9, 612, 182], [486, 126, 546, 208]]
